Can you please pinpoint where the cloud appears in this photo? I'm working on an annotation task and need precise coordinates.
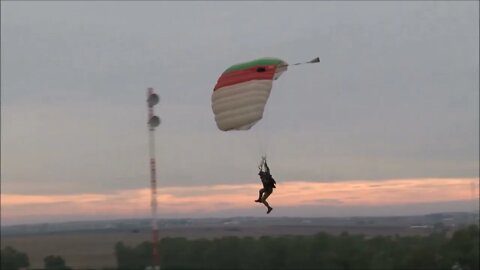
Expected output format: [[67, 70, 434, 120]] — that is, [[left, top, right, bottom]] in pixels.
[[2, 178, 477, 225]]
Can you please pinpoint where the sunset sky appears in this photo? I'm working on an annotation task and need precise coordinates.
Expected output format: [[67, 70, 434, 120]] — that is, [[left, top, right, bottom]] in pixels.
[[2, 178, 478, 225], [1, 2, 478, 225]]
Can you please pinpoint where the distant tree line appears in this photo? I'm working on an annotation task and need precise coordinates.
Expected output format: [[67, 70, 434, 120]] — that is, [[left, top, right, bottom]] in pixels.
[[115, 225, 479, 270], [1, 247, 71, 270], [1, 246, 29, 270], [2, 225, 478, 270]]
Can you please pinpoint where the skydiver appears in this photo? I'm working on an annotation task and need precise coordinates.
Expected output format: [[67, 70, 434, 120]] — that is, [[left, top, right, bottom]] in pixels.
[[255, 156, 276, 214]]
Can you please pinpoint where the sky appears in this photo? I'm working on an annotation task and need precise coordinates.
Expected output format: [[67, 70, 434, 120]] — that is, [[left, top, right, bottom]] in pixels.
[[1, 1, 479, 225]]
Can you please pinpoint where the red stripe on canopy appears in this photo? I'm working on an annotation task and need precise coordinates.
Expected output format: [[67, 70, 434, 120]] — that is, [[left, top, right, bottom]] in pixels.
[[214, 65, 277, 91]]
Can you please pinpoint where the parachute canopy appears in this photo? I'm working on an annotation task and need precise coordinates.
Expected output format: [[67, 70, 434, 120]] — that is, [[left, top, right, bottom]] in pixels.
[[212, 57, 288, 131]]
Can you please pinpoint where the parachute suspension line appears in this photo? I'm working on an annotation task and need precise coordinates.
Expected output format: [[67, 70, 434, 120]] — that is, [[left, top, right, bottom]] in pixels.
[[278, 57, 320, 68], [255, 100, 272, 161]]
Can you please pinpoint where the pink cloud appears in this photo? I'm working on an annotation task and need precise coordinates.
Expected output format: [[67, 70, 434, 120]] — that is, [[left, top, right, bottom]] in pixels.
[[1, 178, 477, 225]]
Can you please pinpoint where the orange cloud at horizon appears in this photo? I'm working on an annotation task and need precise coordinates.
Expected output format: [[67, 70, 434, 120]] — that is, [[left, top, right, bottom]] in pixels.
[[2, 178, 478, 225]]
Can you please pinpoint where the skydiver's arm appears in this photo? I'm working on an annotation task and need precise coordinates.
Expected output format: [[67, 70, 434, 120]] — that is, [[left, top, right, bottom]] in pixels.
[[259, 156, 266, 172], [264, 161, 270, 174]]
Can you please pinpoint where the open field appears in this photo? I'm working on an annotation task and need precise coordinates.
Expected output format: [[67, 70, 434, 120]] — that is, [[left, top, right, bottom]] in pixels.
[[2, 224, 437, 269]]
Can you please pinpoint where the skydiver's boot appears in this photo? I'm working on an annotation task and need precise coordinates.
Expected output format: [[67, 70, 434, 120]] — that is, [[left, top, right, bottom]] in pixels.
[[264, 200, 273, 214], [255, 199, 262, 203]]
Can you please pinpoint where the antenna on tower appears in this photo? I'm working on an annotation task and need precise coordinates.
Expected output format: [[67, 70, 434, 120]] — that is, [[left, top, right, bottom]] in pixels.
[[147, 87, 161, 270]]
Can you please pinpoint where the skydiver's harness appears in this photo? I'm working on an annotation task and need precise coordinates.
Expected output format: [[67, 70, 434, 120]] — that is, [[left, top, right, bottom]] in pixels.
[[265, 174, 276, 189], [259, 157, 276, 189]]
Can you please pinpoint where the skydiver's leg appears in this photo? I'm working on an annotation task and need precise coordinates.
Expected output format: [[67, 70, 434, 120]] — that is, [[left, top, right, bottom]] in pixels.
[[261, 190, 271, 202], [261, 189, 273, 213], [255, 188, 265, 202]]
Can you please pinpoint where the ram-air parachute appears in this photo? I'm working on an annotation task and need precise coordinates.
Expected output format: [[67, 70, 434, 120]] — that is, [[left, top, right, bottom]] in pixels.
[[212, 57, 319, 131]]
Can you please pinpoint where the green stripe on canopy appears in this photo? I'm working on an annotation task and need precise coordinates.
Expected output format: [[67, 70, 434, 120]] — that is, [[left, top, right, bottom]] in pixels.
[[223, 58, 284, 73]]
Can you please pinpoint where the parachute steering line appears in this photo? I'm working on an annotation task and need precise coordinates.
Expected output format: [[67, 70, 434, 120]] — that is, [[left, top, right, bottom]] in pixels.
[[256, 57, 321, 158], [147, 88, 161, 270]]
